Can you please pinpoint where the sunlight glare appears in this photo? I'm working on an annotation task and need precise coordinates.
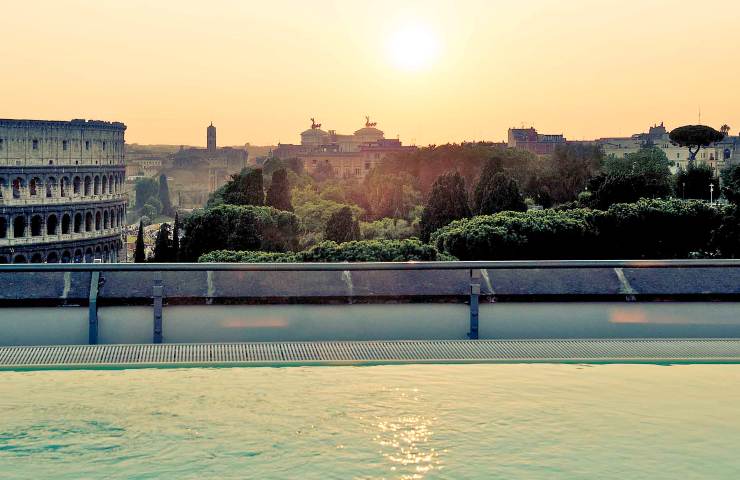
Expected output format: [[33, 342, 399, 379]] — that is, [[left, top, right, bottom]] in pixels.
[[387, 23, 440, 72]]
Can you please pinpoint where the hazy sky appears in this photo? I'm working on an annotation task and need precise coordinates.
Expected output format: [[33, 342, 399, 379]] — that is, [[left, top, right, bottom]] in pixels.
[[3, 0, 739, 146]]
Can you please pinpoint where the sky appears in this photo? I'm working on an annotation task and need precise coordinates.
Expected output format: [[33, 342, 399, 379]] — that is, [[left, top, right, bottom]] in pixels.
[[2, 0, 739, 147]]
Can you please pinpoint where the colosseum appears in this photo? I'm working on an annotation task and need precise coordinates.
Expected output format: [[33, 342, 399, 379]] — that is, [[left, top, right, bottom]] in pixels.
[[0, 119, 127, 263]]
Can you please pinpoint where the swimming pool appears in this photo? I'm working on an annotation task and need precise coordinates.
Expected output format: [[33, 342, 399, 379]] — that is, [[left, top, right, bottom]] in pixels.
[[1, 364, 739, 479]]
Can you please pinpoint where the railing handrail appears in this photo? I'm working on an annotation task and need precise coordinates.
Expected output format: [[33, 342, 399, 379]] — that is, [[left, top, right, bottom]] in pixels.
[[0, 259, 739, 273]]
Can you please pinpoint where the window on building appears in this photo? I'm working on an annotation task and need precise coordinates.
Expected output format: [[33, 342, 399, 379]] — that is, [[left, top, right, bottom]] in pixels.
[[85, 141, 90, 151], [32, 139, 39, 150], [355, 168, 361, 175], [102, 142, 106, 150], [62, 140, 68, 151], [0, 139, 4, 150], [677, 153, 680, 159], [365, 162, 371, 169]]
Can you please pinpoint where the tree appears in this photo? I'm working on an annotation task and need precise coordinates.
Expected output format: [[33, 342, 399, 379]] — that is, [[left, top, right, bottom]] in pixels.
[[420, 171, 471, 241], [158, 174, 174, 216], [542, 144, 604, 204], [312, 161, 335, 182], [134, 220, 146, 263], [179, 205, 299, 261], [669, 125, 725, 166], [721, 165, 740, 205], [604, 146, 673, 178], [363, 171, 421, 220], [675, 163, 719, 201], [209, 168, 265, 206], [151, 223, 173, 262], [266, 168, 293, 211], [324, 206, 360, 243], [590, 147, 674, 208], [134, 178, 159, 211], [172, 212, 181, 261], [473, 159, 527, 214]]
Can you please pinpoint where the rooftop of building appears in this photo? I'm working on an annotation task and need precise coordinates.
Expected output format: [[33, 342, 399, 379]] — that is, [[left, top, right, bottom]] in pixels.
[[0, 118, 126, 130]]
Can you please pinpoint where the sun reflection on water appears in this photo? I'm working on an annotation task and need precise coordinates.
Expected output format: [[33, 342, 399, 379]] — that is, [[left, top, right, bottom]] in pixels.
[[372, 388, 445, 479]]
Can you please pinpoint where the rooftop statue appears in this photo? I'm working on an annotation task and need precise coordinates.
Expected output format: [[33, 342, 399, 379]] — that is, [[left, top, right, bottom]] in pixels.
[[310, 118, 322, 129], [365, 116, 377, 128]]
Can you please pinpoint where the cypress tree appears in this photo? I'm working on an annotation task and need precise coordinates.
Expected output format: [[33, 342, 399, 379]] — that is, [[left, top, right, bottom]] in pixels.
[[220, 168, 265, 206], [325, 206, 360, 243], [420, 171, 471, 241], [245, 168, 264, 206], [172, 213, 181, 261], [474, 164, 527, 215], [158, 174, 174, 216], [152, 223, 172, 262], [134, 220, 146, 263], [266, 168, 293, 211]]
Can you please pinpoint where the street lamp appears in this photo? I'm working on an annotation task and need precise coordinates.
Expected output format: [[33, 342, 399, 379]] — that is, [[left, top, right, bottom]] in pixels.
[[709, 183, 714, 204], [682, 182, 686, 199]]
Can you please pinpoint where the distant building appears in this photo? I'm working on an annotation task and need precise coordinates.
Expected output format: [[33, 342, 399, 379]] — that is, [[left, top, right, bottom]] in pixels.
[[598, 122, 739, 175], [507, 127, 566, 155], [272, 117, 416, 179], [207, 122, 216, 152], [171, 123, 248, 193]]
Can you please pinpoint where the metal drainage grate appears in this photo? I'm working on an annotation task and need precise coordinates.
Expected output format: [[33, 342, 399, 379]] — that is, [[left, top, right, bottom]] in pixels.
[[1, 339, 740, 369]]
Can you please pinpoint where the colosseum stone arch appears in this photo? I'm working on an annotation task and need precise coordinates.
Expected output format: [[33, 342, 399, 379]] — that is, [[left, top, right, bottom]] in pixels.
[[0, 119, 127, 263]]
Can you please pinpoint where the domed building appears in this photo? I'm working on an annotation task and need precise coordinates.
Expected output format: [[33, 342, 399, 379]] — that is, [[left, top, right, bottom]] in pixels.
[[0, 119, 127, 263], [272, 117, 416, 179]]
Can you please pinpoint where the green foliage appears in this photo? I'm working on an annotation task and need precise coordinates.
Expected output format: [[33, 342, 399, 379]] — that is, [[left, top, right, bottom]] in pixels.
[[360, 218, 417, 240], [180, 204, 299, 261], [363, 170, 422, 220], [172, 213, 181, 261], [151, 223, 173, 262], [473, 160, 527, 215], [266, 168, 293, 211], [594, 199, 727, 259], [377, 143, 533, 197], [312, 161, 335, 182], [675, 163, 719, 200], [588, 172, 672, 209], [669, 125, 726, 162], [431, 208, 599, 260], [134, 178, 159, 211], [208, 168, 265, 207], [590, 147, 674, 208], [721, 164, 740, 205], [603, 147, 673, 177], [325, 206, 360, 243], [711, 206, 740, 258], [158, 174, 174, 217], [432, 199, 731, 260], [262, 157, 304, 177], [199, 239, 452, 263], [199, 250, 298, 263], [292, 185, 365, 243], [134, 220, 146, 263], [141, 202, 158, 219], [543, 144, 604, 204], [420, 171, 471, 241]]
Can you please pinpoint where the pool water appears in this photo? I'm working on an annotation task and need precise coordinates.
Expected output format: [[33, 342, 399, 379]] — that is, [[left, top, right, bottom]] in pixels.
[[1, 364, 740, 479]]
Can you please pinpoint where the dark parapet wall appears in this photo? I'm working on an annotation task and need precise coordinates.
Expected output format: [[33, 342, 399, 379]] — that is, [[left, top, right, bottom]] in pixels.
[[2, 260, 740, 346]]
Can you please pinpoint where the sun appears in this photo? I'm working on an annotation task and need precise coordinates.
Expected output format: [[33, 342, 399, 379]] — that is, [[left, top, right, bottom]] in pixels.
[[387, 23, 440, 72]]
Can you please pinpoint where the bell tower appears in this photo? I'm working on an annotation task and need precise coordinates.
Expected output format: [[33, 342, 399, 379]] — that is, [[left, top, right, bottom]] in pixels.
[[207, 122, 216, 152]]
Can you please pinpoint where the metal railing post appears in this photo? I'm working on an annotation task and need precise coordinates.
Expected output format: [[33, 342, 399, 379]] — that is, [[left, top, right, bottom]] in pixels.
[[469, 269, 481, 339], [88, 271, 101, 344], [153, 272, 163, 344]]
